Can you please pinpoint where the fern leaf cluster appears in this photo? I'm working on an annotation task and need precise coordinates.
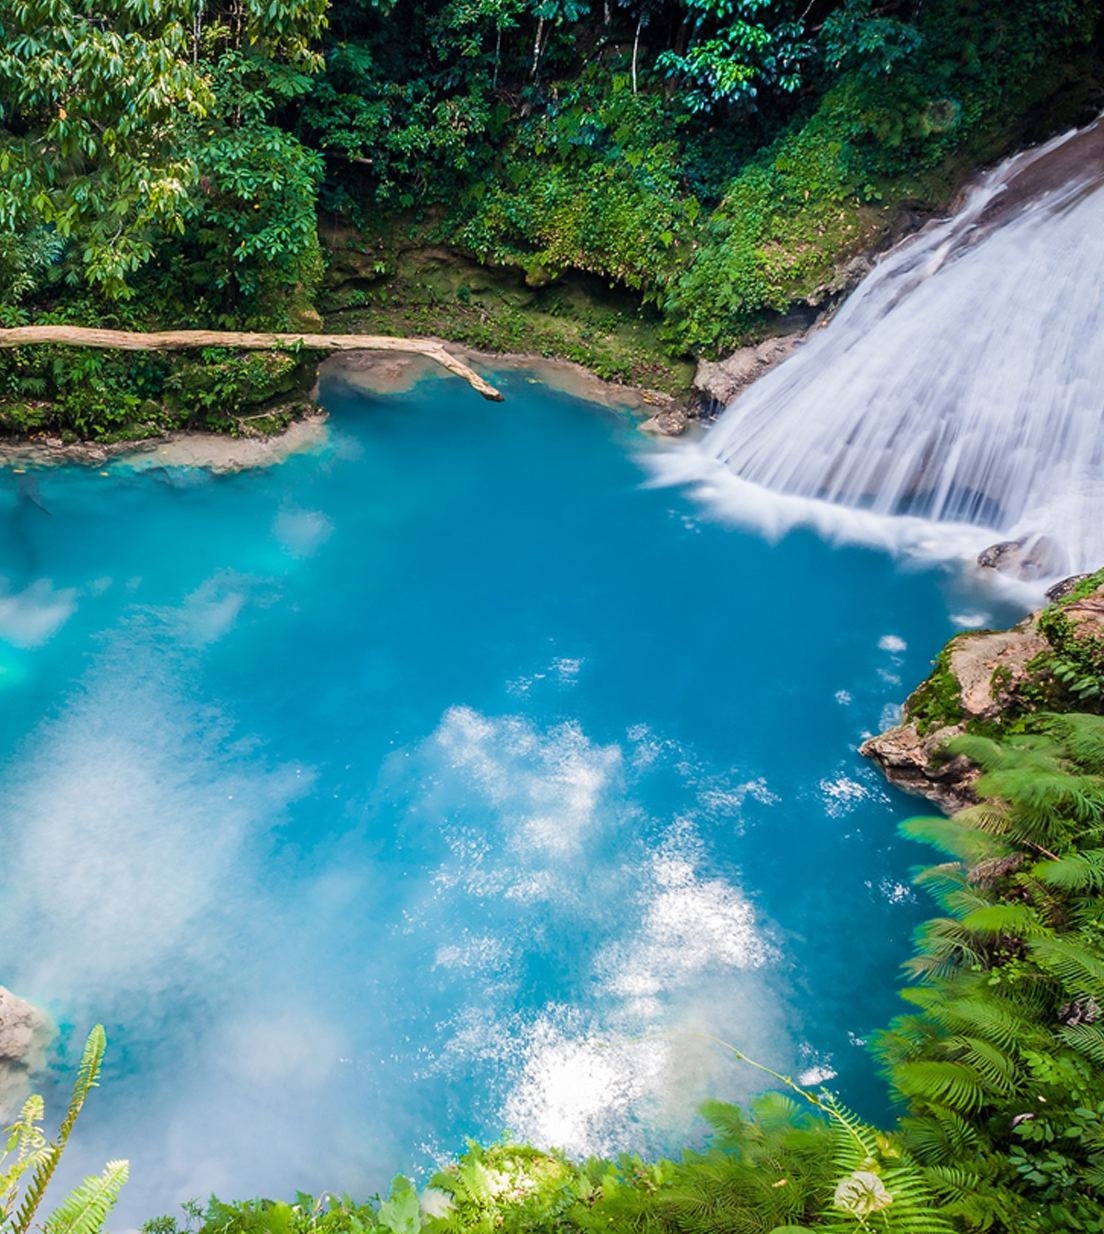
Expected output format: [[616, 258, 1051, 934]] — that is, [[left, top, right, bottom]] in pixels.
[[0, 1026, 127, 1234]]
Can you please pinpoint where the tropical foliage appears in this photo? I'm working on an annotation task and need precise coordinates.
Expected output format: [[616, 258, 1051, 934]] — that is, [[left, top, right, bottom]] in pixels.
[[0, 0, 1101, 436]]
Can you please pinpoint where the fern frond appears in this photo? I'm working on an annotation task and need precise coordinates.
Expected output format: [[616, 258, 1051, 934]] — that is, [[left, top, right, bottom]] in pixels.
[[1039, 713, 1104, 774], [936, 994, 1045, 1053], [891, 1060, 987, 1112], [12, 1025, 106, 1234], [899, 1107, 979, 1165], [899, 815, 1009, 865], [0, 1096, 47, 1221], [1058, 1021, 1104, 1064], [943, 1037, 1017, 1098], [1034, 847, 1104, 891], [43, 1161, 128, 1234], [1029, 935, 1104, 1000], [957, 903, 1040, 936]]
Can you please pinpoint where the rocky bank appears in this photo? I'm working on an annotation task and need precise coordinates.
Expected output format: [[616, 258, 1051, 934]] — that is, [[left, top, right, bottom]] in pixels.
[[861, 569, 1104, 813]]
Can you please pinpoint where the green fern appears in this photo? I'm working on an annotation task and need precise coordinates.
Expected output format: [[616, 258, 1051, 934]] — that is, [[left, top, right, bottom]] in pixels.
[[1034, 847, 1104, 891], [0, 1096, 48, 1222], [44, 1162, 129, 1234]]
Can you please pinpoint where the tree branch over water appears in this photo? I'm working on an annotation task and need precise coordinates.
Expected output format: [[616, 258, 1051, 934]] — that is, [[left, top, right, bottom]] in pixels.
[[0, 327, 505, 402]]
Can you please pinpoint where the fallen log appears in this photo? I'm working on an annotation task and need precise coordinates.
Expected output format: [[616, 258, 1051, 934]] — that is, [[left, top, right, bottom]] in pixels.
[[0, 326, 504, 402]]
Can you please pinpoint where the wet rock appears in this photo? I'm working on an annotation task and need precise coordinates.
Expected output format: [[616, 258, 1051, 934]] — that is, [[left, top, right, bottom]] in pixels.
[[977, 534, 1067, 579], [0, 987, 56, 1117], [693, 335, 800, 411], [639, 407, 688, 436], [860, 722, 981, 815], [1047, 573, 1091, 602]]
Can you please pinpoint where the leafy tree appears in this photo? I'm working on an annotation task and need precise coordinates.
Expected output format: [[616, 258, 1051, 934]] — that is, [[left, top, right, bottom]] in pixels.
[[0, 0, 210, 298], [656, 0, 810, 112]]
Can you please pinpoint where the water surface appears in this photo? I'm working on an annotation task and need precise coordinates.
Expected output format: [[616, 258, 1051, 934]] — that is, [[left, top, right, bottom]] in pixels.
[[0, 371, 1019, 1222]]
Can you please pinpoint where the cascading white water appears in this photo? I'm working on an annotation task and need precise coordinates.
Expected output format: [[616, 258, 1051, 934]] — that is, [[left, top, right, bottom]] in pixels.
[[655, 118, 1104, 578]]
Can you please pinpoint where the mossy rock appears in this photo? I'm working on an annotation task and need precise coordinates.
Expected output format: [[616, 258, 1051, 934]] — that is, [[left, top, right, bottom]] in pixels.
[[905, 643, 967, 736], [163, 350, 314, 419]]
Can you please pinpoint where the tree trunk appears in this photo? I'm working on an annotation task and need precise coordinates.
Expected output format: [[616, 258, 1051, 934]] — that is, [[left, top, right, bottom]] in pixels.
[[632, 17, 643, 93], [0, 327, 505, 401], [531, 15, 544, 78], [674, 18, 689, 57]]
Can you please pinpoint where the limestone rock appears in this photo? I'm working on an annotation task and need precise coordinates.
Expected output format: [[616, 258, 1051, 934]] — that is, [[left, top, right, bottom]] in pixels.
[[639, 406, 688, 436], [693, 335, 800, 411], [0, 987, 56, 1117], [948, 623, 1049, 722], [859, 723, 980, 815], [860, 618, 1047, 814]]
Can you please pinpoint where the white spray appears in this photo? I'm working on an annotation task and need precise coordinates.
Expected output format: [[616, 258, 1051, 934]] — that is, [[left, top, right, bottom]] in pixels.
[[655, 120, 1104, 578]]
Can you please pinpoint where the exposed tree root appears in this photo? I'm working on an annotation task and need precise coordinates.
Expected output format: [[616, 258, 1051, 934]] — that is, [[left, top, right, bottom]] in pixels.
[[0, 326, 505, 402]]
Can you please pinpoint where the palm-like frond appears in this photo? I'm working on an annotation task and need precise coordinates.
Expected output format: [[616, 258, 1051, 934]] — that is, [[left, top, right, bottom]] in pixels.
[[1034, 847, 1104, 891], [942, 1037, 1017, 1098], [1029, 935, 1104, 1000], [1057, 1021, 1104, 1064], [899, 815, 1009, 865], [890, 1060, 987, 1112], [934, 993, 1046, 1054], [898, 1107, 979, 1165]]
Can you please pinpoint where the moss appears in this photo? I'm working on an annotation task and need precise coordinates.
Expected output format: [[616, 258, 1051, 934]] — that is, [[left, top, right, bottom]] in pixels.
[[163, 349, 320, 424], [905, 644, 965, 735], [319, 220, 697, 401]]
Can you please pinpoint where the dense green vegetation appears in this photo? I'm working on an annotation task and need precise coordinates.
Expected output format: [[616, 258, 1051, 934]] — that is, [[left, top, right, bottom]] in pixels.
[[0, 0, 1101, 435], [113, 714, 1104, 1233]]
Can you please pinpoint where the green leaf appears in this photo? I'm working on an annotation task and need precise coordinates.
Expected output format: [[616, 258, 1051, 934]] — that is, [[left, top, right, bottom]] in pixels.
[[44, 1160, 129, 1234], [377, 1175, 420, 1234]]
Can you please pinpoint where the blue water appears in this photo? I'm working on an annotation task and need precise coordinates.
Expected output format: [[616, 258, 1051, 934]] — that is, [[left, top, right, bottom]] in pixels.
[[0, 369, 1024, 1222]]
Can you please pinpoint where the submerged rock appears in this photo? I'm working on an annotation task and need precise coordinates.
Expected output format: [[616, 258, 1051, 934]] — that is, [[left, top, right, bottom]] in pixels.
[[639, 406, 688, 436], [0, 987, 56, 1116], [693, 335, 800, 412], [1046, 572, 1091, 602]]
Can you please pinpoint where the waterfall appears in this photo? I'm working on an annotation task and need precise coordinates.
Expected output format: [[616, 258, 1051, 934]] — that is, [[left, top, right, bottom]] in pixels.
[[656, 119, 1104, 578]]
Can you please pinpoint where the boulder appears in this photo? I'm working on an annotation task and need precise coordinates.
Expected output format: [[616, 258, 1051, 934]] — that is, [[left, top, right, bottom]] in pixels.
[[0, 987, 57, 1117], [977, 534, 1068, 580], [693, 335, 800, 411], [639, 406, 689, 436], [861, 617, 1047, 813], [859, 722, 981, 815]]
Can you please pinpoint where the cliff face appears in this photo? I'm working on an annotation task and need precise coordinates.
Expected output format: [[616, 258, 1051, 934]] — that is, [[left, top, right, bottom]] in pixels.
[[861, 569, 1104, 813]]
